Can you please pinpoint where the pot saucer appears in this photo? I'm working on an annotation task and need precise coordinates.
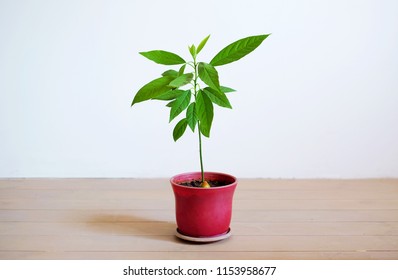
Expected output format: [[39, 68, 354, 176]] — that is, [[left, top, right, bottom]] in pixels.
[[175, 228, 231, 243]]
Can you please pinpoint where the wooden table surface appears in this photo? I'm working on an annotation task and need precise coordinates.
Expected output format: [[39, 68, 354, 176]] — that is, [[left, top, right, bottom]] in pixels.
[[0, 178, 397, 260]]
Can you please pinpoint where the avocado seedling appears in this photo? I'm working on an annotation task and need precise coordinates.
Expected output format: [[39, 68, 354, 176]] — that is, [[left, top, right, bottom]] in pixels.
[[131, 34, 270, 188]]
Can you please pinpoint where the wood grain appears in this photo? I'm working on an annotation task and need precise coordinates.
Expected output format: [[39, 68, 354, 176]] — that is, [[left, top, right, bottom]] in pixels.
[[0, 178, 397, 260]]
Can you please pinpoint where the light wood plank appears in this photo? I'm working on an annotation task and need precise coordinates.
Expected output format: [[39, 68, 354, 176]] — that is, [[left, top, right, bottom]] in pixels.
[[1, 221, 398, 236], [2, 188, 398, 200], [1, 209, 398, 223], [1, 199, 397, 210], [1, 235, 397, 252], [1, 251, 397, 260], [0, 178, 398, 192]]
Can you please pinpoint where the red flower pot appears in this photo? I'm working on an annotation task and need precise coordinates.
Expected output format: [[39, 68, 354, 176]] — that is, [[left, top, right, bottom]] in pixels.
[[170, 172, 237, 238]]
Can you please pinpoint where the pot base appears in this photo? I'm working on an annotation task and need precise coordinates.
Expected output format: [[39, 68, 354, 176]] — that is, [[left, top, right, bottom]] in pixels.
[[175, 228, 231, 243]]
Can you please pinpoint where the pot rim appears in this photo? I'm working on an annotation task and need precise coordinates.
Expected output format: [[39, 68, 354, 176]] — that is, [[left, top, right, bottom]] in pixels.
[[170, 171, 237, 189]]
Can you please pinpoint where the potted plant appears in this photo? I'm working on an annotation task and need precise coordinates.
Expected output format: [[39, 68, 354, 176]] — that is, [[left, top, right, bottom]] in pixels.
[[131, 34, 270, 241]]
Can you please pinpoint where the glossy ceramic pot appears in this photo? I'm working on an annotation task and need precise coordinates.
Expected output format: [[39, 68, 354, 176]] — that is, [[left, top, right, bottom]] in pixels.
[[170, 172, 237, 237]]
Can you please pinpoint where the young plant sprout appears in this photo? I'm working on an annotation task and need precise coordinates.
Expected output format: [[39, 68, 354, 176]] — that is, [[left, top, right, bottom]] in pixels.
[[132, 34, 270, 187]]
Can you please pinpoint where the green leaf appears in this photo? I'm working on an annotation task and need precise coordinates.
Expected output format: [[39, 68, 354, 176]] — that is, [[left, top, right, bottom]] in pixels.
[[173, 118, 188, 141], [131, 76, 174, 105], [210, 34, 270, 66], [162, 70, 178, 78], [198, 62, 221, 92], [220, 86, 236, 93], [140, 50, 185, 65], [179, 64, 186, 76], [169, 73, 193, 88], [203, 87, 232, 109], [189, 45, 196, 59], [186, 102, 197, 132], [169, 90, 191, 122], [197, 34, 210, 54], [152, 89, 185, 101], [196, 90, 214, 137], [166, 100, 176, 107]]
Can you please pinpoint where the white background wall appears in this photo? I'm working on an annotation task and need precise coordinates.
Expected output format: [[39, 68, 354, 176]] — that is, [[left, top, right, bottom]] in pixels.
[[1, 0, 397, 178]]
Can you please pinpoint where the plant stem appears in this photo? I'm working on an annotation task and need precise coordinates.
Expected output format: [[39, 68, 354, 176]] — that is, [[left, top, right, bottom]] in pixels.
[[193, 56, 205, 183], [198, 120, 204, 183]]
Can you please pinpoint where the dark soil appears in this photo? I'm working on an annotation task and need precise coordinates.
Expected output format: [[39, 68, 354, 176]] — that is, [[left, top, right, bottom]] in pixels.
[[180, 180, 230, 188]]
